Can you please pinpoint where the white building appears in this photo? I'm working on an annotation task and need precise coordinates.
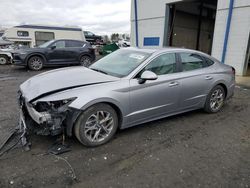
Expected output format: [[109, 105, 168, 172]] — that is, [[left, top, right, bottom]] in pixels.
[[2, 25, 85, 48], [131, 0, 250, 76]]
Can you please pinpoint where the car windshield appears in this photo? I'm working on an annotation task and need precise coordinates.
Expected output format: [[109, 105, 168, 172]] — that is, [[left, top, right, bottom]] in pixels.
[[90, 49, 151, 78], [38, 40, 55, 48]]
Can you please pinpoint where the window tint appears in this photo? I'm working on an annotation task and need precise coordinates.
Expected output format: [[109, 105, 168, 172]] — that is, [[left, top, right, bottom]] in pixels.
[[144, 53, 176, 75], [204, 57, 214, 66], [66, 40, 84, 47], [54, 41, 65, 48], [90, 50, 150, 78], [180, 53, 205, 71]]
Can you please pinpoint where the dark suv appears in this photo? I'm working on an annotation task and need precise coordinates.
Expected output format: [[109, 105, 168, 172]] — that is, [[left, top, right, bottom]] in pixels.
[[12, 39, 95, 70]]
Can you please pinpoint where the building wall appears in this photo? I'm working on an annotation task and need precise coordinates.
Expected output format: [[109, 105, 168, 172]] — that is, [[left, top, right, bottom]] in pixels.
[[131, 0, 183, 48], [212, 0, 250, 75], [131, 0, 250, 75]]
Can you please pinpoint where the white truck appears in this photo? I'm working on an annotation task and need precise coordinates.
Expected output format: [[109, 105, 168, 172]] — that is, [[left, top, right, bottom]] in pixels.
[[0, 49, 12, 64], [0, 39, 14, 64]]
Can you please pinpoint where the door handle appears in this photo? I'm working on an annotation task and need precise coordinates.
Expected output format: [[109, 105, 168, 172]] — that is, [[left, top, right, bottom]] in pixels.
[[205, 76, 213, 80], [169, 81, 179, 87]]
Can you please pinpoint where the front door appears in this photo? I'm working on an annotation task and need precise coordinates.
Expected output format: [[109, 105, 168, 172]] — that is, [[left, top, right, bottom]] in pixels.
[[47, 40, 72, 64], [129, 53, 181, 125]]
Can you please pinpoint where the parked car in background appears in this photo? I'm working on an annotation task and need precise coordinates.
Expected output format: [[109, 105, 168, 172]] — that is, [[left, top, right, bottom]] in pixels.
[[12, 39, 95, 70], [118, 39, 130, 47], [84, 31, 103, 45], [18, 47, 235, 147], [0, 38, 14, 64], [0, 49, 12, 64]]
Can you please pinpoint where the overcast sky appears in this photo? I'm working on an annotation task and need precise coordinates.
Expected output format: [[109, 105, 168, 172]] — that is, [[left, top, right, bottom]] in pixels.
[[0, 0, 131, 35]]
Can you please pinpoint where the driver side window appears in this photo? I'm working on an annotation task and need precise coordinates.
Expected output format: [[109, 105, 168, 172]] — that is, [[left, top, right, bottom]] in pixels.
[[144, 53, 177, 75], [53, 41, 65, 49]]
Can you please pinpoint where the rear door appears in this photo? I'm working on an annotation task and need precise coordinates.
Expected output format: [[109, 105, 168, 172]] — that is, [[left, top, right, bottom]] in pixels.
[[47, 40, 71, 64], [177, 52, 214, 109], [129, 53, 182, 125], [65, 40, 85, 62]]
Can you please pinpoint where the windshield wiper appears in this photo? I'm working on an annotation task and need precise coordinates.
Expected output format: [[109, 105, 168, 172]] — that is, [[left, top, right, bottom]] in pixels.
[[90, 68, 108, 75]]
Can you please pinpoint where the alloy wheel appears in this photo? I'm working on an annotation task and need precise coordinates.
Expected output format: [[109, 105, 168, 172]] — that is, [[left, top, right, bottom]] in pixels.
[[210, 88, 224, 111], [80, 56, 92, 67], [84, 111, 114, 143], [30, 57, 43, 70]]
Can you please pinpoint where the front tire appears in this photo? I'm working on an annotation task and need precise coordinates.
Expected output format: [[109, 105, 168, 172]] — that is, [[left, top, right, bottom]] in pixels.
[[0, 55, 8, 65], [28, 56, 44, 71], [80, 55, 92, 67], [204, 85, 225, 113], [74, 104, 118, 147]]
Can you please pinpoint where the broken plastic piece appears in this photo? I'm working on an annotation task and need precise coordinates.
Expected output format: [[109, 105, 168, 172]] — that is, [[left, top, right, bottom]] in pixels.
[[48, 144, 71, 155]]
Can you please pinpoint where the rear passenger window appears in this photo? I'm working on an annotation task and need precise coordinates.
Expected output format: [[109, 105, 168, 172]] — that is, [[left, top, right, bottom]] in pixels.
[[54, 41, 65, 48], [204, 57, 214, 66], [179, 53, 206, 71], [66, 41, 84, 47]]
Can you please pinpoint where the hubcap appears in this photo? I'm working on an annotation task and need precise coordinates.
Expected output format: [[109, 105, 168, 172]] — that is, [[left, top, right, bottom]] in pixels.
[[0, 57, 7, 65], [81, 57, 91, 67], [30, 58, 42, 70], [210, 89, 224, 111], [84, 111, 114, 143]]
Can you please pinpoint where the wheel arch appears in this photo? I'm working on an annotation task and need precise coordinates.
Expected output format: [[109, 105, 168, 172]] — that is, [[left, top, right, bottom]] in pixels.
[[79, 53, 91, 61], [26, 53, 47, 65], [67, 100, 124, 137], [217, 83, 228, 98]]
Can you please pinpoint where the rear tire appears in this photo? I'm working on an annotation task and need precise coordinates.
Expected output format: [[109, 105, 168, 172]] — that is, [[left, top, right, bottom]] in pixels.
[[0, 55, 8, 65], [28, 56, 44, 71], [80, 55, 92, 67], [204, 85, 225, 113], [74, 104, 118, 147]]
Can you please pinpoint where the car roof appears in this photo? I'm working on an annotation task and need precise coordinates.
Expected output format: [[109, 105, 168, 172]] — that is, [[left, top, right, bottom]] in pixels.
[[125, 47, 219, 62], [54, 39, 84, 42], [126, 47, 204, 54]]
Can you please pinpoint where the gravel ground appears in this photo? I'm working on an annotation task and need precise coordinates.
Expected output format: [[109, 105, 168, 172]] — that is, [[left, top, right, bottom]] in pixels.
[[0, 65, 249, 188]]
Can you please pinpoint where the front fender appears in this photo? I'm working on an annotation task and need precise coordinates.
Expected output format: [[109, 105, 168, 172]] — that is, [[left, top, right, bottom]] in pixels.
[[25, 53, 47, 64], [66, 98, 124, 136], [79, 97, 122, 111]]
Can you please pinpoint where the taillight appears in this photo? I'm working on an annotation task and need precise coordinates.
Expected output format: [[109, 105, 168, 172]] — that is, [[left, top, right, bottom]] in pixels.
[[88, 47, 95, 53], [232, 67, 235, 75]]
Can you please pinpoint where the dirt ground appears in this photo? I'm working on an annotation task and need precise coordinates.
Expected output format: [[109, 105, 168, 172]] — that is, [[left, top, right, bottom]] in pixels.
[[0, 65, 249, 188]]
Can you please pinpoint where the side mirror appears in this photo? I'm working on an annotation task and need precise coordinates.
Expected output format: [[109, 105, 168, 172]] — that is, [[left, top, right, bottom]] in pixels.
[[139, 70, 158, 84], [51, 45, 56, 50]]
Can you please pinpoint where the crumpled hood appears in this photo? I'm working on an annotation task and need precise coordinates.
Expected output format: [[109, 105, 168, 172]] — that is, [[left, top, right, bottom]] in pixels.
[[20, 67, 119, 102]]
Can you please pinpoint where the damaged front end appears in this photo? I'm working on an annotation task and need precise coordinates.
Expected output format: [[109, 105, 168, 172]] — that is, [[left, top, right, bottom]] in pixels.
[[18, 91, 77, 148]]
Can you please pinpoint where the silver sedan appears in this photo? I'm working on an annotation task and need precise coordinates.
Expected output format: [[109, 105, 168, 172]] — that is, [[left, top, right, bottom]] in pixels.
[[18, 47, 235, 146]]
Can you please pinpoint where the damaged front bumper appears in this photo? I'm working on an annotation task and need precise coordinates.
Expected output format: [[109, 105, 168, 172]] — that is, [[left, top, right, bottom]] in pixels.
[[18, 91, 76, 137]]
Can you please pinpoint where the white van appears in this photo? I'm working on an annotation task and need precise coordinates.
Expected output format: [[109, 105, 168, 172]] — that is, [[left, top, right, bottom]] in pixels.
[[2, 25, 85, 48]]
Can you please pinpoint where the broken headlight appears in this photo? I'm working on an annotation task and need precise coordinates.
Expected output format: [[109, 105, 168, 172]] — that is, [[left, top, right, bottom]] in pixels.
[[34, 97, 76, 113], [29, 98, 77, 135]]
